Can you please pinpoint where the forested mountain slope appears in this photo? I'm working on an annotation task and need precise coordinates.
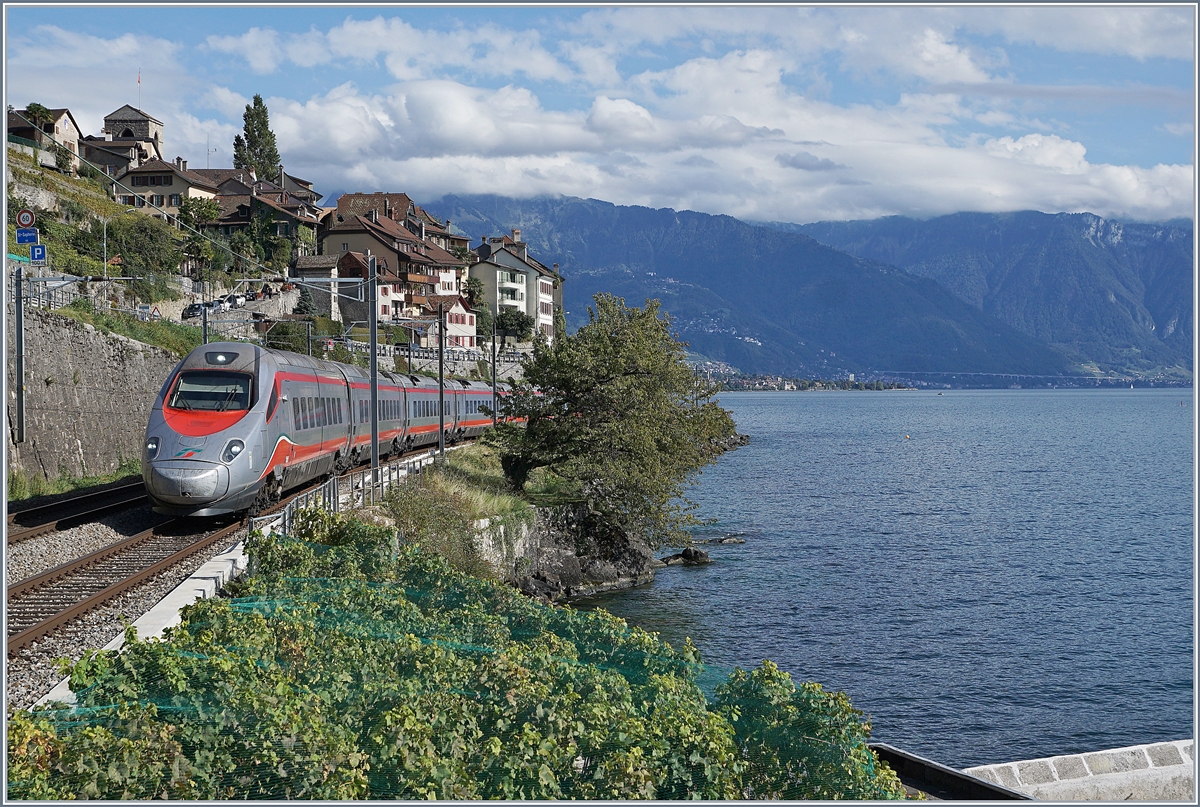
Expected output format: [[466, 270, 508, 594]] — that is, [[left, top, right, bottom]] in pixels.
[[431, 195, 1069, 378]]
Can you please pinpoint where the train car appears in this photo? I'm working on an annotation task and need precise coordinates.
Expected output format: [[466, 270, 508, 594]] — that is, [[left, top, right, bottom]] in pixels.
[[142, 342, 514, 517]]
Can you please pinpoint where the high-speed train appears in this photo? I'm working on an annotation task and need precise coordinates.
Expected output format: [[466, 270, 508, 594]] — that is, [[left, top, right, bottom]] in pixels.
[[143, 342, 509, 517]]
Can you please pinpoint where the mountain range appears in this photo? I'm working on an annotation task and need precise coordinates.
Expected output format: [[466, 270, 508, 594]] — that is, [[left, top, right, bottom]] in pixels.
[[778, 212, 1193, 377], [426, 194, 1191, 380]]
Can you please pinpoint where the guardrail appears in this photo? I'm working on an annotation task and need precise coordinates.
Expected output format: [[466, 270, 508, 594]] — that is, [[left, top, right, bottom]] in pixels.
[[248, 452, 442, 537]]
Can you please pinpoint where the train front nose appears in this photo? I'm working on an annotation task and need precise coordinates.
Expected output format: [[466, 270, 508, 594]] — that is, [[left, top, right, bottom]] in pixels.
[[144, 460, 231, 506]]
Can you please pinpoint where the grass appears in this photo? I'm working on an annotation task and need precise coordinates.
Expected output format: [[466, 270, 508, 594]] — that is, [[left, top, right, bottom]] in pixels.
[[8, 456, 141, 503], [55, 298, 203, 357]]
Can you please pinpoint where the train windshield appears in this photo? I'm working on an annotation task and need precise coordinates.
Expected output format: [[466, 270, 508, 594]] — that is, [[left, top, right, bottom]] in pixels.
[[168, 371, 253, 411]]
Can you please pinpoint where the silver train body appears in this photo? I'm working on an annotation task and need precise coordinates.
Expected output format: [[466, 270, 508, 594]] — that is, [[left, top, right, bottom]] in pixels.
[[143, 342, 508, 517]]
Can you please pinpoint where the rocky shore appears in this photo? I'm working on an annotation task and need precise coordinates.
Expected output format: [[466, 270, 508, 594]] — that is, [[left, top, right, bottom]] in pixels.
[[516, 434, 749, 602]]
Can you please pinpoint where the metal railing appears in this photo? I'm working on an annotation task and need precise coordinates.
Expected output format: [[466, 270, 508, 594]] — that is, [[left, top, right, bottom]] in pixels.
[[248, 452, 442, 537]]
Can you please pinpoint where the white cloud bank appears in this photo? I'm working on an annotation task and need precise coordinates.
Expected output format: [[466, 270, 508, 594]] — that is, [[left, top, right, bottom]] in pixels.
[[5, 9, 1193, 224]]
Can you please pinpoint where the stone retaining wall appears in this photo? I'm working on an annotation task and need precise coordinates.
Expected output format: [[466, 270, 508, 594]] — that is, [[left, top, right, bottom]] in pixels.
[[6, 307, 179, 480], [964, 739, 1194, 801]]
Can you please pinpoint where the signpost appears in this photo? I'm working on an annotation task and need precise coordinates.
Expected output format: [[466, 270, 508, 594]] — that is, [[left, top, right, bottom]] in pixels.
[[29, 244, 47, 266], [15, 228, 38, 245], [16, 209, 34, 228]]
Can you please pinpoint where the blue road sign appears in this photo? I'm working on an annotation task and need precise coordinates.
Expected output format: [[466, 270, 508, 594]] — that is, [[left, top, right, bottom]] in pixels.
[[16, 228, 38, 245], [29, 244, 47, 265]]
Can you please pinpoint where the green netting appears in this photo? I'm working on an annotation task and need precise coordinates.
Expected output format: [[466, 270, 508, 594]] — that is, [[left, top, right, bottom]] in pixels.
[[7, 511, 908, 801]]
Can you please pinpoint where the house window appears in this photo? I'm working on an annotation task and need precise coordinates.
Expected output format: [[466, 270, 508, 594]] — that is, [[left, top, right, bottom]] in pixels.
[[163, 175, 173, 186], [381, 305, 389, 315], [132, 176, 146, 186], [468, 315, 474, 326], [151, 195, 164, 207], [119, 195, 134, 205], [342, 243, 348, 252], [135, 195, 145, 207], [169, 194, 182, 206]]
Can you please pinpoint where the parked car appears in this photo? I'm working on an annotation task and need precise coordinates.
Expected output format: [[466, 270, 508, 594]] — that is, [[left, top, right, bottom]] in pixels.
[[207, 299, 229, 313], [244, 290, 259, 302], [182, 303, 204, 319], [225, 293, 244, 309]]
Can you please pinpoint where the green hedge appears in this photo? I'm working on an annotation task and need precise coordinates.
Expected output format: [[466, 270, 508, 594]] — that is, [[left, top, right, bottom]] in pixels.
[[8, 511, 906, 800]]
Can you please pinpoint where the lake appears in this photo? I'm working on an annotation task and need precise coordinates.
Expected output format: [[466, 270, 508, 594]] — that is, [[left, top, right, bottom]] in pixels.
[[576, 388, 1194, 769]]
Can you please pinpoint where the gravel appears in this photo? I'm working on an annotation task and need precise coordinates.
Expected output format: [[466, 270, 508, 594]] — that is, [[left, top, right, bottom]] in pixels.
[[6, 504, 170, 583], [6, 512, 247, 711]]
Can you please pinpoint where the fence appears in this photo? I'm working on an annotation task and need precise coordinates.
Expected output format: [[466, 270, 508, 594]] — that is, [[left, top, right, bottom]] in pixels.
[[248, 451, 442, 537]]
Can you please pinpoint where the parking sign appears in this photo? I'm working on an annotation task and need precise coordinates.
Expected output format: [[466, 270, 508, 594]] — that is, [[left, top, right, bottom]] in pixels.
[[30, 244, 47, 265]]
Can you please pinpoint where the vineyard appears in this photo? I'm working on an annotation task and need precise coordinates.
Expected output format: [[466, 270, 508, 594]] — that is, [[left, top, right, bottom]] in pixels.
[[8, 508, 907, 800]]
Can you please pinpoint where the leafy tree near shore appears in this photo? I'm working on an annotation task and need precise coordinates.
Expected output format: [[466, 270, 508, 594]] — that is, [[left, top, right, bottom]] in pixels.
[[492, 293, 737, 550]]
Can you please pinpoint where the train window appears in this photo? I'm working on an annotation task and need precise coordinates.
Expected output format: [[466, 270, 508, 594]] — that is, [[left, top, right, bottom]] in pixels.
[[293, 397, 300, 426], [266, 385, 279, 422], [300, 398, 308, 430], [168, 371, 252, 411]]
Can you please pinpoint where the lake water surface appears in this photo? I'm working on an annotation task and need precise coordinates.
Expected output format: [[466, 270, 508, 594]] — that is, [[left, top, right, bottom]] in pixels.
[[577, 389, 1194, 768]]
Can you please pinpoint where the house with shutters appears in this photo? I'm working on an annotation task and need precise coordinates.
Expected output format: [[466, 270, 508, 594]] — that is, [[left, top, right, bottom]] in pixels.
[[320, 209, 463, 317], [112, 157, 218, 222], [470, 229, 564, 344]]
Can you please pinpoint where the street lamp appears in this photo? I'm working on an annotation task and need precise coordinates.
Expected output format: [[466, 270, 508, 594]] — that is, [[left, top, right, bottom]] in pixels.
[[101, 207, 137, 309]]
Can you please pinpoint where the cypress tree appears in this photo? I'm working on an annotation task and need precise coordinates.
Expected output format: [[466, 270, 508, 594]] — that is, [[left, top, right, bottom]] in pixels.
[[232, 94, 281, 181]]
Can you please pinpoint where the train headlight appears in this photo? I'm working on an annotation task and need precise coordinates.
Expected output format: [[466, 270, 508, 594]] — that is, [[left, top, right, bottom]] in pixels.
[[146, 436, 160, 460], [221, 439, 246, 463]]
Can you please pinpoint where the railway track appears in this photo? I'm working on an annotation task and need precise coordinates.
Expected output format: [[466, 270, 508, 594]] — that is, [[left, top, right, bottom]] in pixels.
[[6, 517, 244, 657], [7, 481, 149, 545], [5, 446, 451, 659]]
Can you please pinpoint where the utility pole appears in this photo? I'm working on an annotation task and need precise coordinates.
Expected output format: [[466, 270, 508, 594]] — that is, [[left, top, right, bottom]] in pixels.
[[491, 317, 497, 427], [369, 256, 380, 479], [14, 263, 25, 443], [201, 303, 208, 344], [437, 302, 445, 458]]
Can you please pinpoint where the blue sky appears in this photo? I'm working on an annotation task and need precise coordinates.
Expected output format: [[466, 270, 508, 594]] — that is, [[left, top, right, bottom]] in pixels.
[[5, 4, 1195, 223]]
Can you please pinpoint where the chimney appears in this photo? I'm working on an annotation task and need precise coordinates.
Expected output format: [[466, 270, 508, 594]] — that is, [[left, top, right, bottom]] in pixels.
[[278, 163, 284, 184], [512, 228, 521, 242], [248, 166, 257, 182], [369, 209, 378, 223], [174, 156, 182, 169], [181, 159, 187, 171]]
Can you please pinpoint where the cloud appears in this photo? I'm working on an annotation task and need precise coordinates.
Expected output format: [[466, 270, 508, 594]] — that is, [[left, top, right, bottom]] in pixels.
[[984, 133, 1089, 173], [776, 152, 843, 171], [1161, 121, 1194, 137], [205, 27, 282, 74]]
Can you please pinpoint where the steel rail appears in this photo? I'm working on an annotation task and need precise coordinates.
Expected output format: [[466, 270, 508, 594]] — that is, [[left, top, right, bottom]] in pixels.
[[4, 477, 327, 658], [6, 522, 242, 656], [7, 481, 148, 545]]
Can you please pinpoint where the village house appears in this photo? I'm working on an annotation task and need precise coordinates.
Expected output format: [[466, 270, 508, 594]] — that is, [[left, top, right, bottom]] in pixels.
[[113, 157, 219, 222], [471, 229, 564, 344], [320, 209, 461, 317], [81, 105, 165, 176], [7, 106, 83, 172]]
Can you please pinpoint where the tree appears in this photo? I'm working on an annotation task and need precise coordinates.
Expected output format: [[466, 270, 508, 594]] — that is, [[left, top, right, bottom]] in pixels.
[[495, 308, 533, 347], [492, 294, 737, 552], [232, 94, 281, 181], [24, 103, 52, 143], [293, 285, 318, 316], [464, 276, 493, 337]]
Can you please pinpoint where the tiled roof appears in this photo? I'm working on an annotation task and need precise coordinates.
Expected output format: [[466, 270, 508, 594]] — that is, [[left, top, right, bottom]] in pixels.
[[422, 294, 472, 313], [336, 192, 414, 221], [104, 104, 163, 125]]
